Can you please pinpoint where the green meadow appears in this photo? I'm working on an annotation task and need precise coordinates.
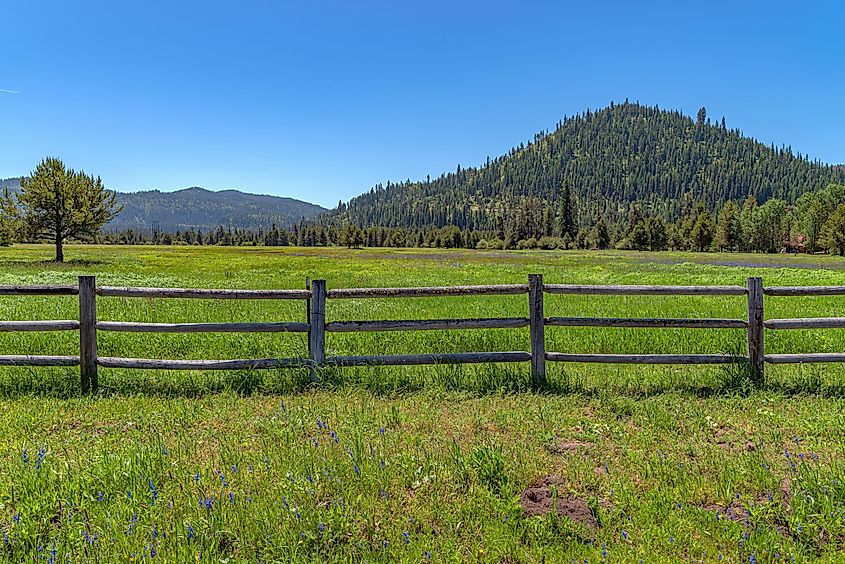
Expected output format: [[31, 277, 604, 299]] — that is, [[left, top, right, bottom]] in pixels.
[[1, 244, 845, 561]]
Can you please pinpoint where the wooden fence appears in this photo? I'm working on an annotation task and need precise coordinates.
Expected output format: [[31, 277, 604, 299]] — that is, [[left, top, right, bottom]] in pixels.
[[0, 274, 842, 392]]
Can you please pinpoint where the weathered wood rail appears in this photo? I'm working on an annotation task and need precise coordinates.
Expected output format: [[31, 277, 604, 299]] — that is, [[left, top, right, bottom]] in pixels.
[[2, 274, 845, 392]]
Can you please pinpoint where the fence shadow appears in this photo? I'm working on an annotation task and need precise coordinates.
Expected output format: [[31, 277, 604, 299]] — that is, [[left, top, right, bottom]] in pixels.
[[2, 364, 845, 401]]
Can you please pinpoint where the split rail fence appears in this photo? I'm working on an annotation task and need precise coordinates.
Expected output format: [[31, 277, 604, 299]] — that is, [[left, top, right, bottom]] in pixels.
[[0, 275, 843, 392]]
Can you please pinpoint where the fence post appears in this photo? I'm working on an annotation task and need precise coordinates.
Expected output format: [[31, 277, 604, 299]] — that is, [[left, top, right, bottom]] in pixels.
[[529, 273, 546, 388], [309, 279, 326, 383], [746, 276, 764, 384], [78, 275, 98, 393]]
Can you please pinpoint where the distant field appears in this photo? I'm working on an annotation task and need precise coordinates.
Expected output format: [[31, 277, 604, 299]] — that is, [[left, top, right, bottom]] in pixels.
[[1, 245, 845, 561]]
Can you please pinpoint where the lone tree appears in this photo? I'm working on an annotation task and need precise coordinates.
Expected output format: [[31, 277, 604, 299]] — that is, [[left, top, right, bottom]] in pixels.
[[5, 158, 121, 262]]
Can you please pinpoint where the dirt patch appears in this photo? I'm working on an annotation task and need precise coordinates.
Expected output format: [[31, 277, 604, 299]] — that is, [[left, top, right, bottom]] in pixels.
[[780, 476, 793, 511], [703, 500, 752, 525], [547, 440, 594, 454], [519, 475, 598, 528]]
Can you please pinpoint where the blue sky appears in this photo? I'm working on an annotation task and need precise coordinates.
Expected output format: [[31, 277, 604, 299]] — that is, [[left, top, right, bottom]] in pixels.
[[1, 1, 843, 208]]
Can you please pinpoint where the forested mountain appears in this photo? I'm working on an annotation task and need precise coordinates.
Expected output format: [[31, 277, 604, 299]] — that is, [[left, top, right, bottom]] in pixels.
[[0, 179, 326, 231], [326, 102, 845, 231], [109, 188, 326, 232]]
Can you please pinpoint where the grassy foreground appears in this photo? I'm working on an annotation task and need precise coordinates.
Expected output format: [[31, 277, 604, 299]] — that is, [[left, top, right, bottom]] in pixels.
[[1, 245, 845, 561]]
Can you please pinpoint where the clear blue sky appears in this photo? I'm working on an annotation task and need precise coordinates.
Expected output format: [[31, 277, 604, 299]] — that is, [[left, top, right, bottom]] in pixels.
[[1, 1, 843, 208]]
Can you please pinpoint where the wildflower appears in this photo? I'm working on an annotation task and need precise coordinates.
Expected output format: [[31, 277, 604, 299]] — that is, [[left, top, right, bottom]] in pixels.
[[602, 545, 607, 558], [35, 449, 46, 470], [127, 513, 138, 535], [354, 463, 361, 476], [379, 427, 386, 435], [199, 497, 214, 511], [12, 513, 20, 525], [148, 479, 158, 504], [228, 492, 235, 503], [280, 400, 287, 414], [97, 491, 104, 502], [194, 473, 201, 483], [161, 445, 169, 456], [382, 540, 388, 549], [622, 530, 629, 540], [318, 523, 326, 534], [669, 537, 675, 543], [21, 449, 28, 466], [231, 464, 238, 473], [331, 430, 339, 444], [425, 551, 432, 559], [187, 525, 195, 540], [403, 531, 410, 544], [380, 488, 388, 500], [149, 543, 157, 557]]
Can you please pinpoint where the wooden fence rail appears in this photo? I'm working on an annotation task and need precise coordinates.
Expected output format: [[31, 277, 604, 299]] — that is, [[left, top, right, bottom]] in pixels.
[[2, 275, 845, 392]]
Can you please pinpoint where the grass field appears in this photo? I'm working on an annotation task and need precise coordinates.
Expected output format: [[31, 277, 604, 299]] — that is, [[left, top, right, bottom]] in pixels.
[[1, 245, 845, 561]]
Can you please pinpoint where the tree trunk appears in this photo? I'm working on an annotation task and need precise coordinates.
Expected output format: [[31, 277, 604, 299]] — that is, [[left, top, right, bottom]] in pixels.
[[55, 238, 64, 263]]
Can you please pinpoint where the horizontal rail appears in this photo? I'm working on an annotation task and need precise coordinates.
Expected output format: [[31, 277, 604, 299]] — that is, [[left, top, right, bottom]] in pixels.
[[0, 355, 80, 367], [327, 284, 529, 299], [97, 321, 309, 333], [0, 320, 80, 332], [766, 353, 845, 364], [0, 285, 78, 296], [764, 286, 845, 296], [545, 353, 743, 364], [97, 357, 308, 370], [97, 287, 311, 300], [545, 317, 747, 329], [325, 351, 531, 366], [765, 318, 845, 330], [326, 318, 529, 332], [544, 284, 748, 296]]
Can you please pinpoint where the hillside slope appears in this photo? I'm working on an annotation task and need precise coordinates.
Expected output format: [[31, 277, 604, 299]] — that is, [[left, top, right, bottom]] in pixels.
[[327, 102, 845, 230]]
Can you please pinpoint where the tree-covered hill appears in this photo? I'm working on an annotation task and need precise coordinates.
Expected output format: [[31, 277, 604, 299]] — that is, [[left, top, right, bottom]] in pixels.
[[1, 179, 326, 232], [327, 102, 845, 230], [110, 187, 326, 232]]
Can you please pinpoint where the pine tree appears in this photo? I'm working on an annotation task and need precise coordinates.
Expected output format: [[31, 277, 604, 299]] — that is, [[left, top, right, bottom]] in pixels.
[[714, 201, 739, 251], [2, 158, 122, 262]]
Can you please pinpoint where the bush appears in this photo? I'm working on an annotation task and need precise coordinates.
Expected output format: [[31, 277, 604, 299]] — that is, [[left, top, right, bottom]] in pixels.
[[486, 238, 505, 250], [475, 239, 488, 249], [516, 238, 538, 250], [537, 236, 565, 250]]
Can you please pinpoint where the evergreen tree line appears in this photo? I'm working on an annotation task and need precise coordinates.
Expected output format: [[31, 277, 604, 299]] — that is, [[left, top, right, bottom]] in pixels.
[[69, 181, 845, 255]]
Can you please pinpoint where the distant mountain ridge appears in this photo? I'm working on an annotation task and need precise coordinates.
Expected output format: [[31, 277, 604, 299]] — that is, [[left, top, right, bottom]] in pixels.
[[0, 179, 326, 231]]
